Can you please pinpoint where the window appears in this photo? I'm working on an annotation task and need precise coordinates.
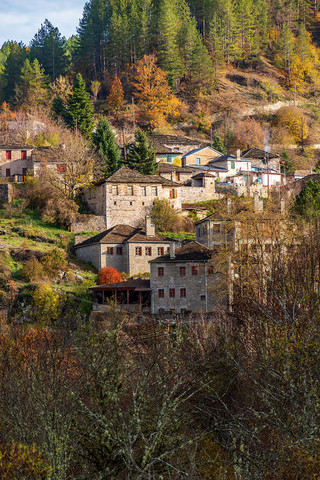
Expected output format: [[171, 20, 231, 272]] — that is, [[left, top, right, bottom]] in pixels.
[[208, 265, 214, 275], [192, 265, 198, 275], [145, 247, 152, 256], [21, 150, 27, 159], [5, 169, 10, 177], [57, 164, 65, 173], [112, 185, 118, 195], [106, 247, 114, 255], [127, 185, 133, 195], [180, 288, 186, 298], [135, 247, 142, 256], [180, 266, 186, 276], [200, 295, 206, 301], [158, 289, 164, 298], [169, 288, 175, 298], [6, 151, 11, 160], [114, 201, 117, 205], [116, 247, 123, 255], [196, 157, 201, 165], [130, 201, 133, 206], [167, 154, 173, 163], [141, 186, 146, 196], [151, 186, 158, 196], [157, 247, 164, 256], [158, 267, 164, 276], [231, 161, 235, 169], [169, 189, 177, 199]]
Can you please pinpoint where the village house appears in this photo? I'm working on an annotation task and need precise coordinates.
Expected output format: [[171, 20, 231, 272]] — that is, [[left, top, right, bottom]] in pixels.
[[74, 216, 180, 275], [0, 144, 34, 180], [157, 163, 199, 183], [83, 166, 217, 229], [149, 241, 226, 314], [148, 134, 206, 165], [242, 147, 281, 172], [181, 146, 222, 167]]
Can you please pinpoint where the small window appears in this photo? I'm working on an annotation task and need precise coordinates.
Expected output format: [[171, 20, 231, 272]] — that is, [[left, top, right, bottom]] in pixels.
[[157, 247, 164, 256], [158, 267, 164, 276], [135, 247, 142, 256], [192, 266, 198, 275], [127, 185, 133, 195], [114, 201, 117, 205], [145, 247, 152, 256], [106, 247, 114, 255], [112, 185, 118, 195], [116, 247, 123, 255], [169, 288, 175, 298], [208, 265, 214, 275], [200, 295, 206, 301], [231, 161, 235, 169], [180, 288, 186, 298], [158, 289, 164, 298], [141, 186, 146, 196], [167, 154, 173, 163], [5, 169, 10, 177], [196, 157, 200, 165], [169, 189, 176, 199], [6, 151, 11, 160], [21, 150, 27, 159], [130, 201, 133, 206], [180, 266, 186, 276], [151, 186, 158, 196]]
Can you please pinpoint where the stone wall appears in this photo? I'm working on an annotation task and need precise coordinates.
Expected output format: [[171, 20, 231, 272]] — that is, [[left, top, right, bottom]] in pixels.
[[70, 214, 106, 234], [74, 243, 101, 270], [216, 184, 269, 197], [127, 242, 173, 276], [0, 183, 14, 205], [0, 149, 33, 178]]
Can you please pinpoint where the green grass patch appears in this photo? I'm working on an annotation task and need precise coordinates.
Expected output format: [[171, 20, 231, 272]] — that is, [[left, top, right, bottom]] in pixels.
[[161, 232, 195, 240]]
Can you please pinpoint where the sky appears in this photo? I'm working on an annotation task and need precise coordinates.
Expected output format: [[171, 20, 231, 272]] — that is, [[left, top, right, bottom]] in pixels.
[[0, 0, 84, 46]]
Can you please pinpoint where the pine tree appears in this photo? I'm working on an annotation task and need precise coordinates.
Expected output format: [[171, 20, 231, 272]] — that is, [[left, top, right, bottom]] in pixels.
[[65, 73, 95, 137], [1, 42, 28, 104], [92, 117, 121, 175], [212, 136, 227, 154], [15, 58, 49, 110], [126, 129, 157, 175]]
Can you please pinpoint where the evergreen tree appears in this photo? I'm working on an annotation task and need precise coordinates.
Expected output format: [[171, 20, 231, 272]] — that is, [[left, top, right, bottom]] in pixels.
[[212, 136, 227, 154], [126, 129, 157, 175], [92, 117, 121, 175], [1, 42, 28, 104], [65, 73, 95, 137], [15, 58, 49, 109], [52, 95, 66, 121], [30, 19, 69, 80]]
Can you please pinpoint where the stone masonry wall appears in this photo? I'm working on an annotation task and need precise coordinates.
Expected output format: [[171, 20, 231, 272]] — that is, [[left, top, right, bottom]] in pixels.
[[0, 149, 33, 177], [127, 242, 172, 276], [70, 214, 106, 233], [0, 183, 14, 205]]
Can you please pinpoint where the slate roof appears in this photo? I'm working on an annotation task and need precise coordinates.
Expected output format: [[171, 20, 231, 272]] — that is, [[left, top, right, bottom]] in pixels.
[[103, 166, 180, 187], [148, 134, 205, 153], [74, 224, 174, 249], [0, 144, 34, 150], [191, 172, 216, 179], [150, 241, 213, 263], [90, 279, 151, 290], [158, 163, 198, 174], [181, 146, 222, 158], [208, 154, 249, 164], [242, 148, 280, 160]]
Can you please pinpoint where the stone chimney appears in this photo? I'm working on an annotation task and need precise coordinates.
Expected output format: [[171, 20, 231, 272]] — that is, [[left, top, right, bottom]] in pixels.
[[145, 215, 155, 236], [170, 241, 176, 259], [236, 149, 241, 160], [227, 198, 232, 215], [253, 192, 263, 213], [280, 198, 285, 215]]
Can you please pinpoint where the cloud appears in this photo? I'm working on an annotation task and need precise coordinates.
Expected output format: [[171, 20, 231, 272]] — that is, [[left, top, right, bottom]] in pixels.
[[0, 0, 84, 45]]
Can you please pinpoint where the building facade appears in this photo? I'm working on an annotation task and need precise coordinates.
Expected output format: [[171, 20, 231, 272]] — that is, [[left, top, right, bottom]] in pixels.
[[0, 145, 34, 179]]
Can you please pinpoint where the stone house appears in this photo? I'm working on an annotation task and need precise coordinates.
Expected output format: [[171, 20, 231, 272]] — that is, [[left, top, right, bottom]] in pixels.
[[148, 134, 206, 165], [158, 163, 199, 183], [149, 241, 226, 314], [83, 166, 217, 229], [181, 146, 222, 167], [242, 148, 281, 172], [0, 144, 34, 179], [74, 216, 180, 275]]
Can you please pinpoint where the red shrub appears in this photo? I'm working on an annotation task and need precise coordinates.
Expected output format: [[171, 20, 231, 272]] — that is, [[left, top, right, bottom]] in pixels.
[[97, 267, 122, 285]]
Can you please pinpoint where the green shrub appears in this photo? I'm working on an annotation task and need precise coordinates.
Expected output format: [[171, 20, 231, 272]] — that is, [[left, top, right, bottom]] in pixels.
[[41, 248, 66, 277], [20, 259, 45, 282]]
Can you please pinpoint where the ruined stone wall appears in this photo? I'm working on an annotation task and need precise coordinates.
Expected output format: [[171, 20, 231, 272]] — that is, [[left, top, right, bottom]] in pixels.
[[70, 214, 106, 234], [0, 183, 14, 205]]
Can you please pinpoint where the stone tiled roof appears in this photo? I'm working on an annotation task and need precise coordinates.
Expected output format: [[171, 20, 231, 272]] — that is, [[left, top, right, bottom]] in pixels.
[[74, 224, 174, 249], [150, 241, 213, 263], [32, 146, 62, 163], [191, 172, 216, 179], [148, 134, 205, 153], [242, 148, 279, 160], [0, 144, 34, 150], [208, 154, 249, 164], [104, 166, 179, 186], [158, 164, 198, 174], [90, 279, 151, 290]]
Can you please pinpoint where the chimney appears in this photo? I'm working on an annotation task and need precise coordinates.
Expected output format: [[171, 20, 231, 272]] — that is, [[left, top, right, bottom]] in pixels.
[[227, 198, 232, 215], [253, 192, 263, 213], [145, 215, 155, 236], [236, 149, 241, 160], [170, 241, 176, 259], [280, 198, 285, 215]]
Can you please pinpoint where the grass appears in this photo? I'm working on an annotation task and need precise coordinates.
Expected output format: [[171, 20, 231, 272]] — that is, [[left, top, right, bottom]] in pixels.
[[160, 231, 195, 240]]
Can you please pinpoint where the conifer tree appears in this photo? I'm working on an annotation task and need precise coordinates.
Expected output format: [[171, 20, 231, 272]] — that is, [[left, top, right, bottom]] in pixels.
[[126, 129, 157, 175], [15, 58, 49, 110], [65, 73, 94, 138], [92, 117, 121, 175], [1, 42, 28, 104]]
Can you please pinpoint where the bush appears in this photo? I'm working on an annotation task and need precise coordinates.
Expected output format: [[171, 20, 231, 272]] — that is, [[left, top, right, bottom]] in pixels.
[[151, 198, 179, 232], [41, 248, 66, 277], [20, 259, 45, 282], [97, 267, 122, 285]]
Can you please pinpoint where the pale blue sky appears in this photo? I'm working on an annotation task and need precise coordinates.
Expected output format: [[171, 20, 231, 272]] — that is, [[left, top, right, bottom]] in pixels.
[[0, 0, 84, 46]]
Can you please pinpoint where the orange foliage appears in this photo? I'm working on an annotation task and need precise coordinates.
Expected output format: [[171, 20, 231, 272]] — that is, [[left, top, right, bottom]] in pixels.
[[230, 116, 265, 150], [0, 442, 50, 479], [97, 267, 122, 285], [133, 54, 181, 128], [107, 77, 124, 113]]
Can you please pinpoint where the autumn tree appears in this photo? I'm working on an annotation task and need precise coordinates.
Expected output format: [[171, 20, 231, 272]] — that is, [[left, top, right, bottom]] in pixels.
[[90, 80, 101, 103], [133, 54, 181, 129], [276, 106, 309, 146], [97, 267, 122, 285], [107, 77, 124, 114], [229, 116, 265, 150]]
